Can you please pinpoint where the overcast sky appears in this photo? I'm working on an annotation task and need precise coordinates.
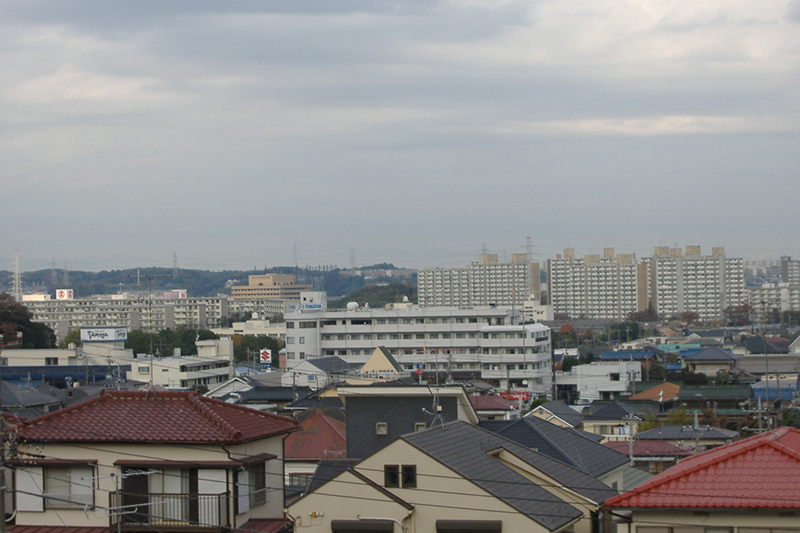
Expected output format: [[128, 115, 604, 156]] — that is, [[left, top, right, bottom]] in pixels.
[[3, 0, 799, 273]]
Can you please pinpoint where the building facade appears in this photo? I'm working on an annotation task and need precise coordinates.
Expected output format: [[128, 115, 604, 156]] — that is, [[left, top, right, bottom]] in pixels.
[[648, 246, 745, 323], [418, 253, 540, 308], [22, 293, 231, 339], [546, 246, 746, 323], [284, 306, 553, 395], [230, 274, 310, 300], [547, 248, 644, 321]]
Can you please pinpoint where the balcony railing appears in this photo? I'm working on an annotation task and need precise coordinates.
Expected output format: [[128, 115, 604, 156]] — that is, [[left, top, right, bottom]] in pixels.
[[110, 491, 229, 531]]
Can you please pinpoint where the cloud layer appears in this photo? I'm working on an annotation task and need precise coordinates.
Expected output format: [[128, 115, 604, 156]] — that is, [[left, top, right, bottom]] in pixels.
[[2, 0, 798, 271]]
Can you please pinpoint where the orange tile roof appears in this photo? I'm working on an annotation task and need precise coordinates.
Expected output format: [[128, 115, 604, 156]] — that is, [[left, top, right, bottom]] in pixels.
[[16, 390, 298, 444], [605, 427, 800, 509], [629, 382, 680, 402]]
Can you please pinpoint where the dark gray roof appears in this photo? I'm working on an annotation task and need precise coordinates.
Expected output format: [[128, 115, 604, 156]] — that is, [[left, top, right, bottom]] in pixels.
[[636, 425, 738, 441], [532, 401, 584, 427], [584, 401, 644, 421], [1, 382, 62, 409], [305, 459, 360, 495], [403, 421, 616, 532], [684, 346, 737, 361], [479, 417, 629, 478], [742, 336, 787, 354], [306, 356, 358, 374]]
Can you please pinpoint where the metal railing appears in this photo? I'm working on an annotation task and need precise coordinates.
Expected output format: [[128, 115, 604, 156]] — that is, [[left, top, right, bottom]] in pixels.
[[110, 491, 229, 530]]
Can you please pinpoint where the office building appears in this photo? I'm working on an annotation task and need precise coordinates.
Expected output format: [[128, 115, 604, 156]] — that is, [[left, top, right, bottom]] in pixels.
[[418, 253, 540, 308]]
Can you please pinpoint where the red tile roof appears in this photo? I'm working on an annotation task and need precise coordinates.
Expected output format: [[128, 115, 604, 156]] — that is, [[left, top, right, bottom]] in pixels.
[[16, 390, 298, 444], [605, 427, 800, 509], [604, 440, 694, 458], [285, 411, 346, 460], [469, 396, 517, 411]]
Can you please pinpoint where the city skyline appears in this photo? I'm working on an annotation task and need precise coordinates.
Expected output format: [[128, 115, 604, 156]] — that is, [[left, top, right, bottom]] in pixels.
[[3, 1, 799, 272]]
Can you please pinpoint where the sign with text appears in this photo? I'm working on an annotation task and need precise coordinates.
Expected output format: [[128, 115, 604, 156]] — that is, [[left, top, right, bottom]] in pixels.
[[80, 327, 128, 343]]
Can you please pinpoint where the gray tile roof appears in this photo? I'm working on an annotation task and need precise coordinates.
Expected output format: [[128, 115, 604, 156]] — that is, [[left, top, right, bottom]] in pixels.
[[307, 356, 358, 374], [584, 401, 644, 421], [684, 346, 737, 361], [403, 421, 616, 532], [532, 401, 584, 427], [479, 417, 629, 478]]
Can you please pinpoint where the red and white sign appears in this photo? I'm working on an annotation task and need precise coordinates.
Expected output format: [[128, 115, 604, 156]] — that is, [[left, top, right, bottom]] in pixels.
[[56, 289, 74, 300], [260, 349, 272, 364], [498, 391, 530, 401]]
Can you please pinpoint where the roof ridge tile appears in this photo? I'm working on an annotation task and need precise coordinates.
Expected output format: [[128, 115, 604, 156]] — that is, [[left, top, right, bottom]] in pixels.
[[187, 393, 243, 441]]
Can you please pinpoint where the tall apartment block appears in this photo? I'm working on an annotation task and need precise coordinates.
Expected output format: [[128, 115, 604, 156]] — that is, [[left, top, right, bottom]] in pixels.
[[417, 254, 540, 308], [780, 256, 800, 285], [547, 248, 645, 321], [547, 246, 746, 323], [647, 246, 745, 323]]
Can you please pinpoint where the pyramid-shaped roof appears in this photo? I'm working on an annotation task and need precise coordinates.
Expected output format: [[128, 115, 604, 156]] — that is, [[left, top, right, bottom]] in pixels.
[[16, 390, 299, 444], [584, 401, 644, 421], [605, 427, 800, 509], [629, 382, 680, 402], [684, 346, 736, 361]]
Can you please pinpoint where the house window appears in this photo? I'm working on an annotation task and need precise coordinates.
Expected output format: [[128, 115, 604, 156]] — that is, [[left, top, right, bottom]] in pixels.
[[384, 465, 399, 487], [45, 357, 59, 366], [288, 473, 314, 487], [375, 422, 388, 435], [138, 366, 149, 374], [414, 423, 426, 432], [248, 462, 267, 507], [609, 373, 620, 381], [44, 465, 94, 509], [401, 465, 416, 488]]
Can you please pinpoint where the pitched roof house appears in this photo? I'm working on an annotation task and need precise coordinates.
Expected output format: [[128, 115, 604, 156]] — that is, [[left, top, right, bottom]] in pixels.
[[289, 420, 616, 533], [9, 390, 299, 533], [605, 427, 800, 533]]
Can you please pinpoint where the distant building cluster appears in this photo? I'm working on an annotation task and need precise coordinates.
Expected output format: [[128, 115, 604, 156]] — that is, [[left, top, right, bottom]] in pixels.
[[546, 246, 746, 322]]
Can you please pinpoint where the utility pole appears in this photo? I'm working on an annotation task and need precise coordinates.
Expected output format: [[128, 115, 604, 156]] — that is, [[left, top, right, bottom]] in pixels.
[[0, 334, 5, 533]]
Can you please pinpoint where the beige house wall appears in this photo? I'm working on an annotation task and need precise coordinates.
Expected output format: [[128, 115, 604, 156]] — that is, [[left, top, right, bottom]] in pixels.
[[290, 438, 573, 533], [13, 437, 286, 528]]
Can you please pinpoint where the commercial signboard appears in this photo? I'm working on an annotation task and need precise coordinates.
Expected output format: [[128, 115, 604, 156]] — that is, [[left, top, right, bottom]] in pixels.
[[80, 327, 128, 343]]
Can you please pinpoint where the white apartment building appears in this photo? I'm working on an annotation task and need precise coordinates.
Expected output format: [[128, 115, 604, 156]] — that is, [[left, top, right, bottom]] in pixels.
[[748, 282, 800, 323], [22, 293, 231, 340], [547, 248, 646, 321], [555, 360, 642, 404], [647, 246, 745, 323], [547, 246, 746, 323], [418, 253, 540, 308], [284, 306, 553, 395]]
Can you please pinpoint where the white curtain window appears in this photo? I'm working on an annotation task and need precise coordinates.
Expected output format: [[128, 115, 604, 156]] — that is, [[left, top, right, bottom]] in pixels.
[[44, 465, 93, 508]]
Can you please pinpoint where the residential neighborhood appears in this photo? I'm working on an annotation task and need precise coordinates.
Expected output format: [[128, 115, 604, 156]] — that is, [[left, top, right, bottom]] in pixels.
[[3, 248, 800, 533]]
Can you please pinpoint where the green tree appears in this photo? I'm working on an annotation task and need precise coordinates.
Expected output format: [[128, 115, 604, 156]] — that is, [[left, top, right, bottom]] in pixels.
[[59, 329, 82, 349], [234, 335, 281, 365]]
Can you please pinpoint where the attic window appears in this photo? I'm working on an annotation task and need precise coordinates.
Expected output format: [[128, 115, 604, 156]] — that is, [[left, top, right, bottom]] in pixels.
[[414, 423, 426, 432], [375, 422, 388, 435]]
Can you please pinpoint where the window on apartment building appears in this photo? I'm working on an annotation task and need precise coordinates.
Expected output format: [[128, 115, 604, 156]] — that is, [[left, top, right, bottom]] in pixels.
[[286, 322, 294, 328], [286, 337, 295, 344], [45, 357, 59, 366], [1, 358, 7, 366], [299, 337, 305, 344], [609, 373, 620, 381], [43, 465, 95, 509]]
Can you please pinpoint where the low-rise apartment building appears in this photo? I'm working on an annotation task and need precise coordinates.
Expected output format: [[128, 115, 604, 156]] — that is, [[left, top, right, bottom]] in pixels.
[[284, 306, 553, 395]]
